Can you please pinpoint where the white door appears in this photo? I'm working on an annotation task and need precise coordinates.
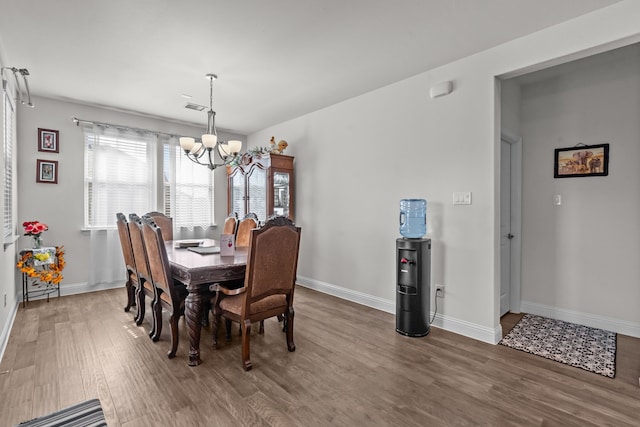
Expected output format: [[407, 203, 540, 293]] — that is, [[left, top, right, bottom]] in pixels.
[[500, 139, 512, 316]]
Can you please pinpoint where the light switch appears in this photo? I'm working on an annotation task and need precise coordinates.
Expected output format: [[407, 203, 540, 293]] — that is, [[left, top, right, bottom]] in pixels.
[[554, 195, 562, 206], [453, 192, 472, 205]]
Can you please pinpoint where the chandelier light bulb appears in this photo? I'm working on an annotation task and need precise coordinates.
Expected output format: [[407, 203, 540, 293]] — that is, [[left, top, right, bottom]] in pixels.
[[202, 133, 218, 148], [179, 137, 195, 152], [190, 142, 203, 155]]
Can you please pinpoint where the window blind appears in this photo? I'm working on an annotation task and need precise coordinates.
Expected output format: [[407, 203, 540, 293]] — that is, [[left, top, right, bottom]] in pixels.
[[165, 142, 214, 229], [84, 128, 156, 228], [3, 89, 14, 242], [84, 129, 215, 230]]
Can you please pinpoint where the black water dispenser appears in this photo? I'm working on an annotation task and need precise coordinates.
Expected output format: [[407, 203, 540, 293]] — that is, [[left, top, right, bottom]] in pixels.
[[396, 237, 431, 336]]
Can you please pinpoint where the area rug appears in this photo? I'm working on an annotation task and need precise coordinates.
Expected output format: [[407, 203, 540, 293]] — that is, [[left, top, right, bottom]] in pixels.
[[15, 398, 107, 426], [500, 314, 616, 378]]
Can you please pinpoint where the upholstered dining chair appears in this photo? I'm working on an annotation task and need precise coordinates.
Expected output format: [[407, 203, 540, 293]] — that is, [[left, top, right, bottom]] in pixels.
[[222, 212, 238, 236], [128, 214, 156, 336], [141, 215, 188, 358], [235, 212, 259, 247], [116, 213, 138, 314], [210, 215, 301, 371], [144, 211, 173, 241]]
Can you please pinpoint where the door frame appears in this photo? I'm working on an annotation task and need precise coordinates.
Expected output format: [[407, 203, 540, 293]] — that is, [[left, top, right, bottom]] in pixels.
[[501, 130, 522, 314]]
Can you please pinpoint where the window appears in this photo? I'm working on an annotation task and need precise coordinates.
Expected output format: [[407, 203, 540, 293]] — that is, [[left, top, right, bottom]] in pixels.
[[164, 141, 215, 229], [3, 86, 14, 243], [84, 128, 157, 228], [84, 129, 214, 230]]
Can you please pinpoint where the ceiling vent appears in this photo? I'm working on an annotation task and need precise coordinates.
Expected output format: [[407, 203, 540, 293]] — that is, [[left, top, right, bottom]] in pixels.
[[184, 102, 206, 111]]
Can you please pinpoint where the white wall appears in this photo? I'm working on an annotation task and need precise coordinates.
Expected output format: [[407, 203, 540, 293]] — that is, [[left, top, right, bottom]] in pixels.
[[500, 79, 522, 137], [519, 44, 640, 328], [249, 0, 640, 342]]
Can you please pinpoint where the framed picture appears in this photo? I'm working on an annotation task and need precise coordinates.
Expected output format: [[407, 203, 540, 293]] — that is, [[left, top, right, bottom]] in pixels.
[[38, 128, 59, 153], [36, 159, 58, 184], [554, 143, 609, 178]]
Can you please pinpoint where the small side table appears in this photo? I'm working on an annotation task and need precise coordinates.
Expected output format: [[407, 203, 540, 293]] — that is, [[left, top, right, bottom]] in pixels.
[[17, 246, 64, 307]]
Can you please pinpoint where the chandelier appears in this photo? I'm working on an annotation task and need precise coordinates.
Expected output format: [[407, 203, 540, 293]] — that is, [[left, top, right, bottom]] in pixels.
[[179, 73, 242, 170]]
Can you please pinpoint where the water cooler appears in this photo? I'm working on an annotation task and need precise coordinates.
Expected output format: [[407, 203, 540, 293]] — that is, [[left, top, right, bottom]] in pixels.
[[396, 199, 431, 337]]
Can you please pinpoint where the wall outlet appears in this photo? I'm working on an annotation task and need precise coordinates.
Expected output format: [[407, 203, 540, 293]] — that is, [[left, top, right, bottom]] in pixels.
[[435, 284, 444, 296]]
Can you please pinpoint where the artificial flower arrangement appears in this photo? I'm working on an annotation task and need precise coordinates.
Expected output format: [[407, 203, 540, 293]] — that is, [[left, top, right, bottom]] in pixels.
[[16, 246, 65, 286], [248, 136, 289, 156], [22, 220, 48, 248]]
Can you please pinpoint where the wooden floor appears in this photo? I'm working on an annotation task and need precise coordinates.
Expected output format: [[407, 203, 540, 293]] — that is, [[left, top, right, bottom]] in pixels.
[[1, 287, 639, 426]]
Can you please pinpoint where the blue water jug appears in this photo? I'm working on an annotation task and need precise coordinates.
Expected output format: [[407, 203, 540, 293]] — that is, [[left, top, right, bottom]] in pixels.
[[399, 199, 426, 238]]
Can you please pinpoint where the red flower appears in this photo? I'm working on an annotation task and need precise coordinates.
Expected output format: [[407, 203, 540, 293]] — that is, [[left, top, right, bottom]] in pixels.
[[23, 220, 48, 237]]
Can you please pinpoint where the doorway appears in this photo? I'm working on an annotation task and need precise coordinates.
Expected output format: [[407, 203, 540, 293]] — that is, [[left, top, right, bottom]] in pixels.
[[500, 131, 522, 317]]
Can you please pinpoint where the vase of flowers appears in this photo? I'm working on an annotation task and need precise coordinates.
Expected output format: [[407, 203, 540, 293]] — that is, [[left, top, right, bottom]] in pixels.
[[23, 221, 48, 249]]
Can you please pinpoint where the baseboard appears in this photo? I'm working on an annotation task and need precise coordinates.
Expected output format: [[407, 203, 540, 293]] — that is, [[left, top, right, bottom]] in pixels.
[[520, 300, 640, 338], [296, 276, 501, 345], [430, 313, 503, 344], [0, 300, 18, 365], [296, 276, 395, 314]]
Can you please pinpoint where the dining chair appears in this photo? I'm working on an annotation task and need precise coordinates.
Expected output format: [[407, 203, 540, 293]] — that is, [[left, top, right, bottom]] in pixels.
[[128, 214, 156, 336], [222, 212, 238, 236], [144, 211, 173, 241], [141, 215, 188, 358], [201, 212, 241, 328], [215, 212, 258, 328], [210, 215, 301, 371], [116, 213, 138, 314], [235, 212, 259, 247]]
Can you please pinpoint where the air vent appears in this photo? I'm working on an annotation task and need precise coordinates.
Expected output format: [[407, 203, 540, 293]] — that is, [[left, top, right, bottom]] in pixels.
[[184, 102, 206, 111]]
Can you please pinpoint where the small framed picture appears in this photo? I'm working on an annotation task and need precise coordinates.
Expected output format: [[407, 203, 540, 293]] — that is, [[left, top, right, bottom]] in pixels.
[[38, 128, 59, 153], [36, 159, 58, 184], [554, 143, 609, 178]]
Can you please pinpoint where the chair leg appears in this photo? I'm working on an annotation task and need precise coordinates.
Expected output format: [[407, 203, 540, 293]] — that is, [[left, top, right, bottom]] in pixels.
[[240, 320, 264, 335], [241, 319, 252, 371], [212, 313, 220, 348], [135, 288, 145, 326], [167, 312, 179, 359], [201, 299, 210, 328], [124, 279, 135, 312], [151, 298, 162, 342], [148, 298, 156, 339], [285, 306, 295, 352], [226, 319, 233, 342]]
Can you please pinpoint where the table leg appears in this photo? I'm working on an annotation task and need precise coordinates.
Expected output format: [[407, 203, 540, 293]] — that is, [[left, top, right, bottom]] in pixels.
[[22, 273, 27, 308], [185, 287, 202, 366]]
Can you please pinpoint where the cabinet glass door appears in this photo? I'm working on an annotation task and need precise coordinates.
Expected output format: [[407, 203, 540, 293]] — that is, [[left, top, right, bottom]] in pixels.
[[273, 171, 290, 218], [247, 166, 267, 222], [229, 170, 246, 218]]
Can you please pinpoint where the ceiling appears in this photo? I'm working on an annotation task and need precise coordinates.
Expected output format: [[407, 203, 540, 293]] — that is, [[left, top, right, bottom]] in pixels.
[[0, 0, 621, 135]]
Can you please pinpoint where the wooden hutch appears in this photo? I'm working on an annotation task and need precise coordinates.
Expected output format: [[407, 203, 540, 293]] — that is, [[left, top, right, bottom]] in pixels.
[[227, 153, 294, 223]]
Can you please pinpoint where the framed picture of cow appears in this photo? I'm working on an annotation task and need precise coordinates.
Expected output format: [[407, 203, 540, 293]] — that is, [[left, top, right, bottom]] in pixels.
[[554, 143, 609, 178]]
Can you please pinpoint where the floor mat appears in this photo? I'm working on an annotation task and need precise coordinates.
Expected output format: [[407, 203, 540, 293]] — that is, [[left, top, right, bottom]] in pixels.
[[500, 313, 616, 378]]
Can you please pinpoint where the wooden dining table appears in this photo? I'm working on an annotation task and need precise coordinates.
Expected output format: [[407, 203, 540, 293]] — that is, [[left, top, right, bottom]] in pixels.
[[165, 239, 248, 366]]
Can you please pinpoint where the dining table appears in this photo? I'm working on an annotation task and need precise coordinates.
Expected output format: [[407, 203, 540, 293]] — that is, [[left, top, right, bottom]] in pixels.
[[165, 239, 248, 366]]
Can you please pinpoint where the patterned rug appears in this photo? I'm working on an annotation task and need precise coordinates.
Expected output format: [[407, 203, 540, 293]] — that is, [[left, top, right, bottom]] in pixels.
[[500, 314, 616, 378], [15, 398, 106, 426]]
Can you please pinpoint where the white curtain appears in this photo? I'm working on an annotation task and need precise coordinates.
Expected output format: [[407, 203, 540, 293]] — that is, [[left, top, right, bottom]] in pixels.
[[87, 124, 157, 287]]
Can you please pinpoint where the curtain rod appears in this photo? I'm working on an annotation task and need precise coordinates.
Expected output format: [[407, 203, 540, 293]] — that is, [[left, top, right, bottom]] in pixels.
[[2, 66, 34, 107], [71, 116, 181, 139]]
